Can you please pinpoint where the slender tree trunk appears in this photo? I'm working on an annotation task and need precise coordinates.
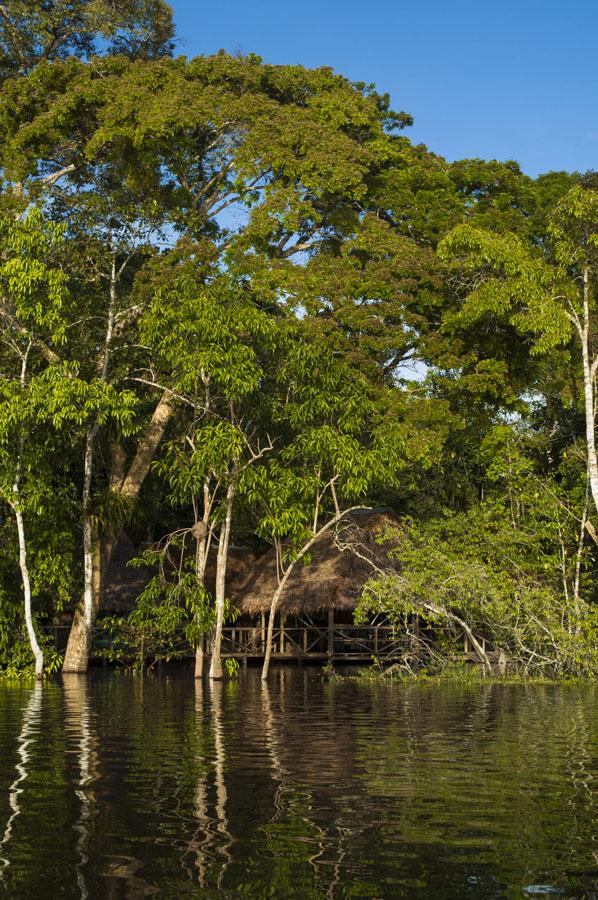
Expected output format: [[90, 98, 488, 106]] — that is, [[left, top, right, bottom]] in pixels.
[[63, 528, 103, 673], [194, 499, 211, 680], [573, 469, 590, 633], [261, 507, 364, 681], [63, 425, 99, 672], [13, 498, 44, 679], [64, 256, 116, 674], [11, 349, 43, 678], [261, 576, 288, 682], [209, 482, 235, 680], [580, 268, 598, 513], [194, 641, 204, 678]]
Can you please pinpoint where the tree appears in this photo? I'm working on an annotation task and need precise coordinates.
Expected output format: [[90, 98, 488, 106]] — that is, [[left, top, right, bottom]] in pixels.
[[0, 0, 174, 81], [241, 331, 446, 680], [0, 211, 68, 676], [438, 182, 598, 520], [139, 274, 280, 678], [357, 427, 596, 677]]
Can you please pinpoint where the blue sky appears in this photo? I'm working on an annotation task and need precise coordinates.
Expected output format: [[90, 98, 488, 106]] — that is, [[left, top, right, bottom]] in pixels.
[[169, 0, 597, 178]]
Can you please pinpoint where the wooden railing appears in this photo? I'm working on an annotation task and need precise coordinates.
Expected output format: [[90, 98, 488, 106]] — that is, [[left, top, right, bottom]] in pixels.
[[47, 622, 494, 664], [215, 625, 411, 660]]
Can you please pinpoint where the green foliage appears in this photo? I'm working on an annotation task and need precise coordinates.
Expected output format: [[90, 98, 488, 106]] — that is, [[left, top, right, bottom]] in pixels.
[[224, 657, 240, 678], [0, 5, 596, 681], [0, 0, 174, 81], [357, 431, 598, 677]]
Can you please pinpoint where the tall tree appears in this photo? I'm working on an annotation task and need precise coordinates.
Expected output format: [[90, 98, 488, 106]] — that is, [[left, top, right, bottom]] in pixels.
[[0, 0, 174, 81], [438, 182, 598, 518], [0, 51, 413, 671]]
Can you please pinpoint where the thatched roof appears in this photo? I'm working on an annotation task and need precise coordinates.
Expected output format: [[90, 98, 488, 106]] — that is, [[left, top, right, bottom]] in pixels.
[[232, 508, 400, 616], [103, 536, 258, 614], [103, 536, 151, 613]]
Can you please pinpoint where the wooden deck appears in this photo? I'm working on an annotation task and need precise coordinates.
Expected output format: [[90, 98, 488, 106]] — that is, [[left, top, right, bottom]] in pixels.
[[215, 624, 412, 661], [49, 621, 496, 666]]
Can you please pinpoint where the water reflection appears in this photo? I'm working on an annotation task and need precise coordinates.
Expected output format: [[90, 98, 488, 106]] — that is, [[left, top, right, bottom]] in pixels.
[[0, 683, 42, 876], [62, 675, 98, 900], [0, 672, 597, 898]]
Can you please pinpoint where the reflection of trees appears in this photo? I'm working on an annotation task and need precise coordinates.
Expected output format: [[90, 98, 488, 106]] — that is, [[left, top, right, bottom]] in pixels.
[[0, 683, 42, 876], [210, 680, 234, 888], [355, 683, 598, 895], [256, 671, 363, 899], [62, 674, 99, 900], [186, 678, 235, 890], [2, 673, 596, 897]]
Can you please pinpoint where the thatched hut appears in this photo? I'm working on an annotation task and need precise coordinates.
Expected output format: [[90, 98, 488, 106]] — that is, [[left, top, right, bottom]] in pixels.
[[102, 535, 258, 615], [231, 508, 400, 625]]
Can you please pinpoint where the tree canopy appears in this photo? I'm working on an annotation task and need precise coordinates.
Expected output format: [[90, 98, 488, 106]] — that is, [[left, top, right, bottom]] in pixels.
[[0, 0, 596, 680]]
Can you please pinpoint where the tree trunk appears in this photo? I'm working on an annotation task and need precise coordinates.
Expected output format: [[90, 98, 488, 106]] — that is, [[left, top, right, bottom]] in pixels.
[[63, 391, 175, 673], [13, 501, 44, 679], [262, 581, 286, 681], [12, 349, 43, 679], [195, 640, 204, 679], [581, 268, 598, 514], [193, 490, 212, 680], [63, 531, 104, 673], [209, 482, 235, 680], [261, 509, 360, 681]]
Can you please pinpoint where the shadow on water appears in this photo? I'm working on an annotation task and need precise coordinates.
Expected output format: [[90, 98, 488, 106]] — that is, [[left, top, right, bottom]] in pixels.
[[0, 669, 598, 898]]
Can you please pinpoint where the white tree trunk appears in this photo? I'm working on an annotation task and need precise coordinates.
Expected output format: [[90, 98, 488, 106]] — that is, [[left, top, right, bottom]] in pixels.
[[261, 507, 363, 681], [13, 498, 44, 679], [82, 427, 96, 634], [12, 349, 44, 679], [209, 482, 235, 680], [581, 346, 598, 513]]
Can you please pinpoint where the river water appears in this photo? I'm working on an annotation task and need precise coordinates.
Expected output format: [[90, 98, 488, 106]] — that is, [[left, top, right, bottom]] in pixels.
[[0, 668, 597, 899]]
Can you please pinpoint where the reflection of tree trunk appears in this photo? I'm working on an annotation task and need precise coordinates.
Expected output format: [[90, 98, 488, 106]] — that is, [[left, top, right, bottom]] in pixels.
[[191, 680, 209, 888], [64, 392, 175, 673], [63, 674, 99, 900], [0, 683, 42, 874], [261, 681, 285, 820], [210, 680, 233, 888]]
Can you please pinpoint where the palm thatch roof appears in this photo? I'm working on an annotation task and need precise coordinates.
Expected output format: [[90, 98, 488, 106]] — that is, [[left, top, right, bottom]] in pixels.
[[103, 536, 151, 613], [103, 536, 258, 614], [232, 508, 400, 616]]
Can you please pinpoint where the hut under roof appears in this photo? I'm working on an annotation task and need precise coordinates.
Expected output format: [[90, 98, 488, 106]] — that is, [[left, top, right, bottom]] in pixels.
[[231, 508, 400, 619]]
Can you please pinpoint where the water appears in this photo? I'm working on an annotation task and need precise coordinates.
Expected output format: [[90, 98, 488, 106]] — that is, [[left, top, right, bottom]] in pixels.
[[0, 669, 597, 899]]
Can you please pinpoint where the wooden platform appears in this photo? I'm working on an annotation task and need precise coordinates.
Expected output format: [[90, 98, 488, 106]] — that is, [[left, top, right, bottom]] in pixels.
[[216, 624, 411, 661], [49, 621, 497, 667]]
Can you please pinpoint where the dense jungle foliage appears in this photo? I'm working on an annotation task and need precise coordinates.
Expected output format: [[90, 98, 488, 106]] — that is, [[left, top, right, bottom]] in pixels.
[[1, 0, 597, 679]]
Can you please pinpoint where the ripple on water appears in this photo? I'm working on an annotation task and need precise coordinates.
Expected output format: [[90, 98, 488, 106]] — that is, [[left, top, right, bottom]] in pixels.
[[0, 672, 597, 898]]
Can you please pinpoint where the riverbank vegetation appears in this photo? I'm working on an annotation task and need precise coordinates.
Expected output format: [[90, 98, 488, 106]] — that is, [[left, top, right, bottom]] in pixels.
[[0, 1, 597, 680]]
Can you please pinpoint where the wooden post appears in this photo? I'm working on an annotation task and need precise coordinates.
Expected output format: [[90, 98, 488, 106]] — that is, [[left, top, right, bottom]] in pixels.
[[279, 614, 285, 654], [303, 627, 308, 653], [261, 612, 265, 649], [328, 607, 334, 656], [374, 626, 378, 656]]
